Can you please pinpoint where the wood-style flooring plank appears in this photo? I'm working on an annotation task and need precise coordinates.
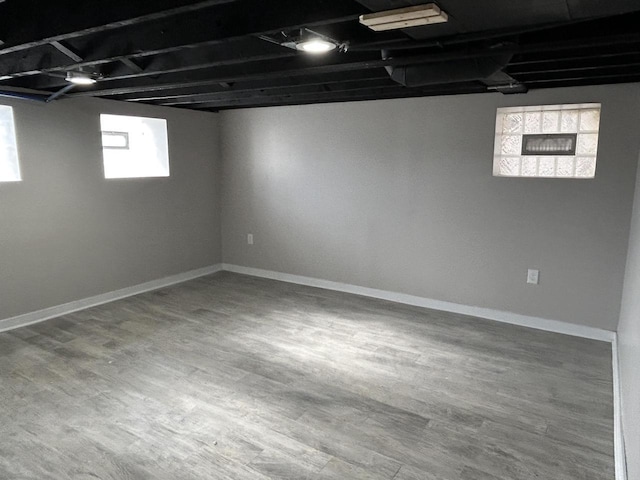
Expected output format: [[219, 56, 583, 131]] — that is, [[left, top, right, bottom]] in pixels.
[[0, 272, 614, 479]]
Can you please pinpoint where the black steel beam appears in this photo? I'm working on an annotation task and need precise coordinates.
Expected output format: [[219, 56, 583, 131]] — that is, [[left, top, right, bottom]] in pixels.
[[11, 39, 298, 89], [6, 33, 406, 90], [0, 0, 366, 80], [0, 0, 235, 54], [514, 64, 640, 82], [525, 72, 640, 85], [508, 49, 640, 67], [6, 6, 639, 97], [119, 58, 144, 74], [33, 30, 639, 100], [0, 44, 76, 81], [510, 61, 640, 77], [186, 82, 488, 111], [518, 33, 640, 55], [18, 22, 402, 87], [134, 71, 392, 104], [49, 41, 83, 62], [66, 48, 516, 98], [185, 86, 413, 109], [200, 68, 639, 108], [105, 40, 291, 81], [155, 77, 396, 106], [349, 14, 640, 52]]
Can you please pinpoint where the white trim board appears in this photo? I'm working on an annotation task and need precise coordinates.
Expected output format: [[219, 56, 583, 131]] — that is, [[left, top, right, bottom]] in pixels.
[[0, 264, 223, 334], [612, 334, 628, 480], [0, 261, 625, 477], [0, 262, 615, 341], [222, 264, 615, 342]]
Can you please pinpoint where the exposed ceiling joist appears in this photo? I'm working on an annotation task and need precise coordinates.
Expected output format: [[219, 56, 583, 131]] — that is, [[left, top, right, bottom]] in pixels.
[[0, 0, 365, 81], [508, 49, 640, 67], [0, 0, 236, 54], [1, 0, 640, 111], [14, 33, 405, 90], [157, 77, 396, 106], [121, 70, 392, 102], [64, 31, 640, 99], [67, 48, 516, 98], [10, 40, 297, 89], [118, 58, 144, 74], [509, 58, 640, 76], [49, 41, 83, 63], [524, 71, 640, 86], [195, 82, 487, 111]]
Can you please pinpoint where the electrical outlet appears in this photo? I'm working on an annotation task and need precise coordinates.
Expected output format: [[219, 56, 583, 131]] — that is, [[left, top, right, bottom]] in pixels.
[[247, 233, 254, 245], [527, 269, 539, 285]]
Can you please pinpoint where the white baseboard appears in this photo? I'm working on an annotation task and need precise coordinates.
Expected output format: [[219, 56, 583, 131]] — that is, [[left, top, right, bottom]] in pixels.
[[221, 264, 615, 342], [612, 334, 628, 480], [0, 261, 625, 476], [1, 262, 614, 341], [0, 264, 223, 334]]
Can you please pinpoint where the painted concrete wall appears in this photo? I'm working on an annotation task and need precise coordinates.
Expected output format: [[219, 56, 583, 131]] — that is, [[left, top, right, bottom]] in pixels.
[[617, 150, 640, 480], [2, 79, 638, 477], [221, 83, 640, 331], [0, 96, 221, 321]]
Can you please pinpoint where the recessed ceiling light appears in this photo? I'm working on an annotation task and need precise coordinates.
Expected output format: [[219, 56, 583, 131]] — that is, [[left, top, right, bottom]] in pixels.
[[296, 38, 337, 54], [259, 29, 345, 55], [65, 72, 97, 85]]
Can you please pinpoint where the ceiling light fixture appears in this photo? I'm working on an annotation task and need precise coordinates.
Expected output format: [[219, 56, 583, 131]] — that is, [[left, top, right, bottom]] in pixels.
[[360, 4, 448, 32], [65, 71, 98, 85], [259, 28, 345, 55], [296, 38, 337, 54]]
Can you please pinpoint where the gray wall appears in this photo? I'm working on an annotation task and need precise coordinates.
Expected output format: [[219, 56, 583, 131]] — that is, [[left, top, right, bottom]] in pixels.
[[221, 83, 640, 330], [617, 151, 640, 480], [3, 85, 636, 470], [0, 96, 221, 321]]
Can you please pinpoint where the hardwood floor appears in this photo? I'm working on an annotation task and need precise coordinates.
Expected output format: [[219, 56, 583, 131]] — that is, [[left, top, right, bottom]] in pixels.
[[0, 272, 614, 479]]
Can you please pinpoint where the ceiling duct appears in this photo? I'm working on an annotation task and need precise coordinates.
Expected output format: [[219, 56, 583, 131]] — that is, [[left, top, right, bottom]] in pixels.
[[382, 50, 513, 87]]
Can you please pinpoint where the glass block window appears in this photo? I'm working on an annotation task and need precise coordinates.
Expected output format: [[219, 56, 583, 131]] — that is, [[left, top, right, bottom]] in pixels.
[[100, 114, 169, 179], [493, 103, 601, 179], [0, 105, 21, 182]]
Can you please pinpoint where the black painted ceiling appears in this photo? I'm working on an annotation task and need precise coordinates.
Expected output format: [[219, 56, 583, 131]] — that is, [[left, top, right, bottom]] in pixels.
[[1, 0, 639, 111]]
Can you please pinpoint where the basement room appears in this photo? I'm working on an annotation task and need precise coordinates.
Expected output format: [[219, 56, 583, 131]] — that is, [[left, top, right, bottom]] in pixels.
[[0, 1, 638, 479]]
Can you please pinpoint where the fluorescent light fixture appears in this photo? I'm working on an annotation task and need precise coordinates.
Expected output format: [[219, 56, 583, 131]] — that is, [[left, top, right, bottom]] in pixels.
[[360, 4, 448, 32], [65, 72, 97, 85], [296, 38, 337, 54]]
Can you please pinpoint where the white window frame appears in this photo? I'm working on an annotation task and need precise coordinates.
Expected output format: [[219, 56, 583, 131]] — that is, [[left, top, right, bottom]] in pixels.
[[0, 105, 21, 182], [100, 114, 170, 179], [101, 131, 130, 150]]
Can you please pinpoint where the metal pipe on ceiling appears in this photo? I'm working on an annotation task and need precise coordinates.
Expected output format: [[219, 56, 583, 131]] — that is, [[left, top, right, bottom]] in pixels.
[[0, 90, 47, 102]]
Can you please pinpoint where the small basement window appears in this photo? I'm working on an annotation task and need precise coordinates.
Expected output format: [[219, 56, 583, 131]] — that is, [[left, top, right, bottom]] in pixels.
[[100, 114, 169, 179], [0, 105, 21, 182], [493, 103, 601, 178]]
